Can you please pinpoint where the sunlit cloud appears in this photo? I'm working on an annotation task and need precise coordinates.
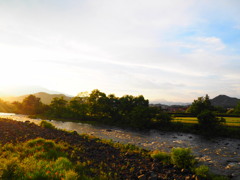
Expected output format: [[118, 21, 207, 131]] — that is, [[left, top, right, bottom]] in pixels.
[[0, 0, 239, 102]]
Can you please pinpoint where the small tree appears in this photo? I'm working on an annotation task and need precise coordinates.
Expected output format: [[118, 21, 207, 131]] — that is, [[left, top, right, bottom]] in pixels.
[[155, 111, 172, 126], [187, 94, 213, 116], [233, 101, 240, 115], [197, 110, 225, 132], [21, 95, 44, 115]]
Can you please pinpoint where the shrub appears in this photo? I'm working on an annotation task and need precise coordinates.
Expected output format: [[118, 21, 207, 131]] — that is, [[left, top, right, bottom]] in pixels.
[[170, 148, 196, 169], [155, 112, 172, 126], [40, 120, 56, 129], [65, 170, 79, 180], [24, 138, 66, 160], [0, 138, 78, 180], [197, 110, 223, 131], [195, 165, 209, 178], [0, 157, 20, 179], [150, 151, 171, 164]]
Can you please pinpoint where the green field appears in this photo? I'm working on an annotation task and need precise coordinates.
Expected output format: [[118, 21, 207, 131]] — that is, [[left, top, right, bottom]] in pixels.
[[174, 117, 240, 127]]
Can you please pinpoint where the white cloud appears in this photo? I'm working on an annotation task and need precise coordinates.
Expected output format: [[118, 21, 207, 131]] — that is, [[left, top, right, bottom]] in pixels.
[[195, 37, 226, 51], [0, 0, 240, 101]]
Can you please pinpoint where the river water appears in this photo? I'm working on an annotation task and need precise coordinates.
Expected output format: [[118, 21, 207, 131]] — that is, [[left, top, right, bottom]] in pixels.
[[0, 113, 240, 178]]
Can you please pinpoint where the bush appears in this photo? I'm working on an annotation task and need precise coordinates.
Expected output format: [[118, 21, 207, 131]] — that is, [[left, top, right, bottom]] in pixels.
[[65, 170, 79, 180], [155, 112, 172, 126], [150, 150, 171, 164], [40, 120, 56, 129], [24, 138, 66, 160], [195, 165, 209, 178], [197, 110, 224, 133], [170, 148, 196, 169], [0, 138, 77, 180]]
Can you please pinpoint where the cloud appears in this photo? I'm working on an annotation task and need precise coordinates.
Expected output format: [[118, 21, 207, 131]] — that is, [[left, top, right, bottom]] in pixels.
[[0, 0, 240, 102]]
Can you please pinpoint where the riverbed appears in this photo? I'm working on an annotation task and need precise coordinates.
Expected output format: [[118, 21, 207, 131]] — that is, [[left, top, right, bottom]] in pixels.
[[1, 113, 240, 178]]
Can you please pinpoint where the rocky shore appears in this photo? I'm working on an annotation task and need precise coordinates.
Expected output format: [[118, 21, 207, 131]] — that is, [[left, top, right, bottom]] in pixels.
[[0, 118, 200, 180]]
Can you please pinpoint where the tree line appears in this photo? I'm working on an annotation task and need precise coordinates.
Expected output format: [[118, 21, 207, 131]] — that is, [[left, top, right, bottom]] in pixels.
[[1, 90, 240, 133], [10, 89, 171, 129]]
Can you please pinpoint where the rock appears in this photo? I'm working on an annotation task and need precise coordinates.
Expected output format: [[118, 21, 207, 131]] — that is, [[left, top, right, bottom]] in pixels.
[[149, 172, 158, 180], [138, 174, 147, 180], [139, 169, 146, 175], [225, 162, 240, 170], [185, 176, 191, 180], [151, 163, 159, 171]]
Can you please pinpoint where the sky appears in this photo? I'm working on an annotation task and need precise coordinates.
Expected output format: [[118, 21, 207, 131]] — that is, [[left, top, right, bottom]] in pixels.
[[0, 0, 240, 103]]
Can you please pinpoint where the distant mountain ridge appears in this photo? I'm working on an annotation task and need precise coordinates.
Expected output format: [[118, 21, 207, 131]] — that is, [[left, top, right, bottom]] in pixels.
[[210, 95, 240, 108], [1, 92, 72, 105]]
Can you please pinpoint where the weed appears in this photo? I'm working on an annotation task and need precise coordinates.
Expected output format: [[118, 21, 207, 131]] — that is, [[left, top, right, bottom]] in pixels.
[[194, 165, 209, 178], [170, 147, 196, 169], [150, 150, 171, 164], [40, 120, 56, 129]]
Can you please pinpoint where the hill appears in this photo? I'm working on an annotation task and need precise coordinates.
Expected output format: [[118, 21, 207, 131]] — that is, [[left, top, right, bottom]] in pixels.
[[210, 95, 240, 108], [1, 92, 72, 105]]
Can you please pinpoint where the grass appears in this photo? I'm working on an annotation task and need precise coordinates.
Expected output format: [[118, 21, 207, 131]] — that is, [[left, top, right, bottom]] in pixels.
[[0, 138, 76, 180], [174, 116, 240, 126]]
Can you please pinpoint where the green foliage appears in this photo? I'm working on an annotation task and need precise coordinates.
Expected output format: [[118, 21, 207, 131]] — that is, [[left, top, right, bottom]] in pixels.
[[187, 94, 213, 116], [48, 97, 69, 118], [0, 138, 77, 180], [170, 148, 196, 169], [11, 89, 172, 130], [155, 111, 172, 126], [64, 170, 79, 180], [24, 138, 67, 160], [194, 165, 209, 178], [234, 101, 240, 115], [21, 95, 45, 115], [150, 151, 171, 164], [40, 120, 56, 129], [197, 110, 225, 132]]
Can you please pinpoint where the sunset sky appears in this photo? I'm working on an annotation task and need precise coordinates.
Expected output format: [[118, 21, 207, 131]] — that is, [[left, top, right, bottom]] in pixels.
[[0, 0, 240, 103]]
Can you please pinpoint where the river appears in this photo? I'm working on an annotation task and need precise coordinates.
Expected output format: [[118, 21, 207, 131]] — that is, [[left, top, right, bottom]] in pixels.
[[0, 113, 240, 178]]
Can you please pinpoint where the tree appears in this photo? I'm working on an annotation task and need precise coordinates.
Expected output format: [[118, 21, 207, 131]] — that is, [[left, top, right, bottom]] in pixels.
[[187, 94, 213, 116], [21, 95, 44, 115], [69, 97, 89, 119], [233, 101, 240, 115], [197, 110, 225, 132], [88, 89, 109, 120], [48, 97, 68, 118]]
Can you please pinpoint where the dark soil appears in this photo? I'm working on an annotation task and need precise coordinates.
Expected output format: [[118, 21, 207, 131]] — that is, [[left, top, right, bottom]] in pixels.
[[0, 118, 199, 180]]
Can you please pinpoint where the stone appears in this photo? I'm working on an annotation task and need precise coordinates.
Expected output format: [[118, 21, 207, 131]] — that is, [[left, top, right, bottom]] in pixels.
[[151, 163, 159, 171], [149, 172, 158, 180], [138, 174, 147, 180]]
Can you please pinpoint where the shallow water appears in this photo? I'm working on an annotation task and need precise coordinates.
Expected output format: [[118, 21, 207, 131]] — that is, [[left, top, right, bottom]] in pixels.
[[1, 113, 240, 178]]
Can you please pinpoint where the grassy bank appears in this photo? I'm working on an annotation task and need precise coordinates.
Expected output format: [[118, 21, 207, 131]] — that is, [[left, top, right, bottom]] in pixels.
[[0, 118, 229, 180]]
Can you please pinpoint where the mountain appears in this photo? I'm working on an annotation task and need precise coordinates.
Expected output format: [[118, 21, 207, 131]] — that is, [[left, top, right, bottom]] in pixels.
[[1, 92, 72, 105], [0, 85, 62, 97], [210, 95, 240, 108]]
